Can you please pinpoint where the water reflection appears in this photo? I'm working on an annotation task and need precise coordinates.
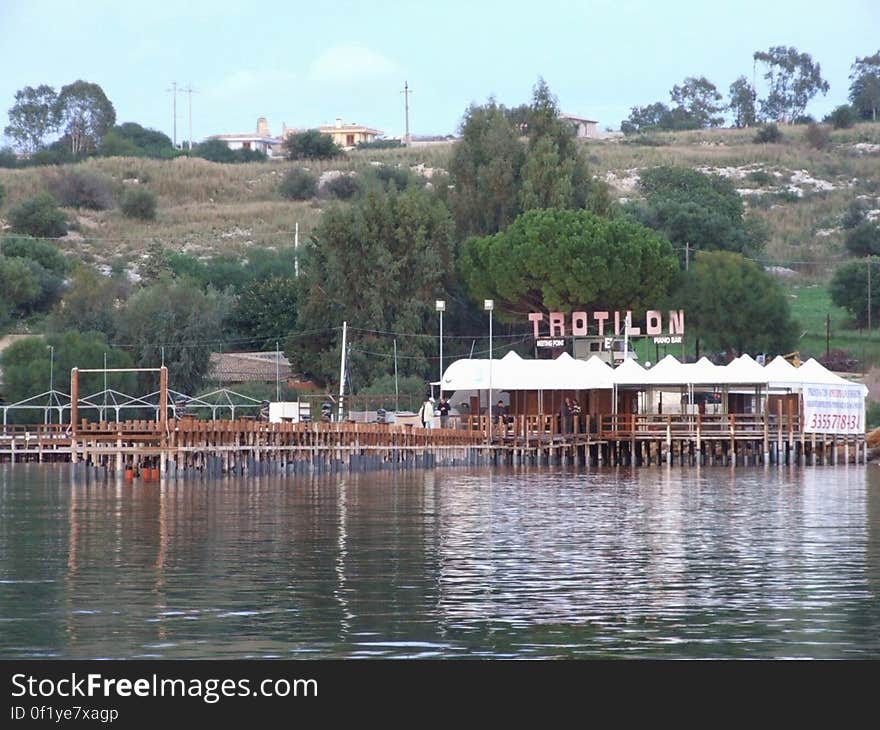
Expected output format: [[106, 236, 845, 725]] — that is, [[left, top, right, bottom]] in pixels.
[[1, 463, 879, 658]]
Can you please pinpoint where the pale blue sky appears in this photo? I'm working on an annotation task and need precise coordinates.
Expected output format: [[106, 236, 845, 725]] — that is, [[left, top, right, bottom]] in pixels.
[[1, 0, 878, 144]]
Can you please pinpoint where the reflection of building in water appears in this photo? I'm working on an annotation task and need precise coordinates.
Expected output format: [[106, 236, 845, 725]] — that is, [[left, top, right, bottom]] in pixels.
[[430, 469, 874, 645]]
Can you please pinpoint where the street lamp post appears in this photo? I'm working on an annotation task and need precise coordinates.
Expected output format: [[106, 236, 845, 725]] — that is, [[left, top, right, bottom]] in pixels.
[[484, 299, 494, 441], [435, 300, 445, 396]]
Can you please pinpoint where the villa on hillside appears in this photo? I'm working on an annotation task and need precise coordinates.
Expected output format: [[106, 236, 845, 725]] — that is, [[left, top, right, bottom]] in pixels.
[[297, 118, 384, 149], [209, 117, 282, 157]]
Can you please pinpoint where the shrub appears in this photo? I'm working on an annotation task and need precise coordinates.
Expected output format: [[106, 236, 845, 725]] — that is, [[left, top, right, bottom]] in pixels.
[[1, 235, 68, 275], [278, 168, 317, 200], [27, 141, 76, 167], [7, 193, 68, 237], [804, 122, 831, 150], [192, 139, 266, 164], [753, 123, 783, 144], [282, 130, 342, 160], [371, 164, 420, 191], [825, 105, 857, 129], [120, 187, 157, 220], [0, 148, 17, 169], [194, 139, 235, 163], [0, 180, 4, 207], [49, 169, 116, 210], [356, 139, 402, 150], [842, 198, 871, 229], [323, 174, 361, 200], [748, 169, 773, 186], [0, 256, 41, 310], [844, 222, 880, 257]]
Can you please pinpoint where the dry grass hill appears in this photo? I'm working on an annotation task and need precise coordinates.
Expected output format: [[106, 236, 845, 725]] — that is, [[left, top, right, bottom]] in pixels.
[[1, 123, 879, 280]]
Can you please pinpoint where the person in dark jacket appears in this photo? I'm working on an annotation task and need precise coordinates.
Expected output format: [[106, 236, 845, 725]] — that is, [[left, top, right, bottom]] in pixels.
[[437, 396, 451, 428]]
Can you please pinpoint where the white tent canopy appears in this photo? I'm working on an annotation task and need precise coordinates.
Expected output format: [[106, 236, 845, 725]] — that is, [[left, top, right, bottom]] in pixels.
[[439, 351, 614, 391], [440, 353, 866, 396]]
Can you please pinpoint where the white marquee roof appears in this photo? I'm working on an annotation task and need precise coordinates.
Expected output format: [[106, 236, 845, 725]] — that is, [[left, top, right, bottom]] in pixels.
[[439, 353, 866, 396]]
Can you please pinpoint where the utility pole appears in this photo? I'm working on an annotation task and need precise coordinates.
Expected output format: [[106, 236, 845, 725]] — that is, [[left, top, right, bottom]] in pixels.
[[868, 257, 873, 336], [182, 83, 197, 150], [826, 313, 831, 358], [167, 81, 178, 148], [685, 241, 690, 271], [401, 81, 412, 146]]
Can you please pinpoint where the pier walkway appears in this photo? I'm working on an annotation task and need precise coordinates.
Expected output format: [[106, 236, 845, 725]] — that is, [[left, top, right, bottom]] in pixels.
[[0, 409, 866, 481]]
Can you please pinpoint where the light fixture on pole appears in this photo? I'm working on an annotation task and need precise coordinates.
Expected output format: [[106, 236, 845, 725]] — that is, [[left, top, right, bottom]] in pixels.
[[484, 299, 494, 437], [435, 300, 445, 396]]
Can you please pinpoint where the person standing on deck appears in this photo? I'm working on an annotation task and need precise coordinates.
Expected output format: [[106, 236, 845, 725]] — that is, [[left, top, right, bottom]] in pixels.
[[437, 396, 450, 429], [420, 397, 436, 429], [560, 398, 572, 435]]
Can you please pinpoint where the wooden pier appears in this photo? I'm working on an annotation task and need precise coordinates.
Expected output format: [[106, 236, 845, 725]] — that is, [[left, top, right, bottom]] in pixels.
[[0, 409, 866, 481]]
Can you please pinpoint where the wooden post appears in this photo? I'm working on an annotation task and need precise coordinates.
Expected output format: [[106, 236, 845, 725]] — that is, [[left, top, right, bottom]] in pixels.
[[729, 414, 736, 466], [696, 413, 702, 466], [776, 399, 783, 466], [666, 417, 672, 465], [70, 368, 79, 462], [159, 366, 168, 431], [762, 411, 769, 465]]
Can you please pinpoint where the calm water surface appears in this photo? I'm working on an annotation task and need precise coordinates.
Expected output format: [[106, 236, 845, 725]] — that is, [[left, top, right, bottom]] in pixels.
[[1, 464, 879, 659]]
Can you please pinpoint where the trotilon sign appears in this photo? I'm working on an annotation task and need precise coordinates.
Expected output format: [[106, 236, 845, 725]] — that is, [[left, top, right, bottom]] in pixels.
[[528, 310, 685, 345]]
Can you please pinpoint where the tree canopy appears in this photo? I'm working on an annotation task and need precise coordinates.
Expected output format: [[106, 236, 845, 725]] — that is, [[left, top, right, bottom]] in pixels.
[[0, 331, 134, 419], [449, 78, 605, 239], [831, 257, 880, 327], [629, 166, 767, 259], [115, 278, 231, 394], [287, 186, 455, 386], [4, 85, 59, 153], [99, 122, 175, 158], [728, 76, 757, 128], [681, 251, 798, 356], [669, 76, 724, 128], [55, 80, 116, 156], [753, 46, 829, 123], [459, 208, 677, 319], [849, 51, 880, 122]]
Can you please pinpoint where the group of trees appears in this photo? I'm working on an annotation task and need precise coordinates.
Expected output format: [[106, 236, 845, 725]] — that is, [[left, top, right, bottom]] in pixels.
[[2, 81, 184, 166], [830, 196, 880, 327], [625, 166, 768, 260], [0, 236, 68, 328], [449, 79, 610, 240], [622, 46, 880, 133], [4, 81, 115, 156], [0, 244, 305, 406]]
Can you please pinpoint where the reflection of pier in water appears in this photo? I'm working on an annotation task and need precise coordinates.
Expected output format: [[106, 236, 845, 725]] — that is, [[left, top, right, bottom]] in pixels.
[[3, 465, 878, 658]]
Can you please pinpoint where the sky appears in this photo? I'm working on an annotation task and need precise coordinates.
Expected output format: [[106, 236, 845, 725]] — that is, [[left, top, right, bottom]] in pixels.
[[1, 0, 878, 146]]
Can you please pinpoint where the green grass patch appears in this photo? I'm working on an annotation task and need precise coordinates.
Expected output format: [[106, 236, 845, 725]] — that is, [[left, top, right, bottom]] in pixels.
[[788, 283, 880, 368]]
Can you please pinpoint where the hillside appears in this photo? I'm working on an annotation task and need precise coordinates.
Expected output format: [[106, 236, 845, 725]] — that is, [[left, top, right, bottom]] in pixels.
[[2, 124, 879, 278]]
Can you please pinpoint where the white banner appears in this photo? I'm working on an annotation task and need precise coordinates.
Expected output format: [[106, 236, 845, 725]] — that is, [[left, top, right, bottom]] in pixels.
[[802, 384, 865, 434]]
